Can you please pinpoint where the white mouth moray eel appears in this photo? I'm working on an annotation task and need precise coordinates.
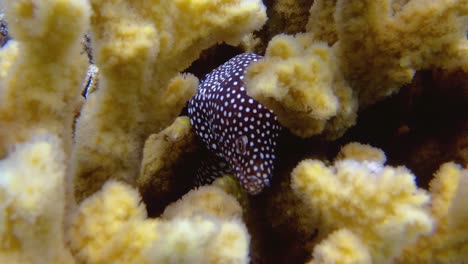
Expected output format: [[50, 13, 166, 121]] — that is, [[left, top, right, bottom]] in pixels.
[[188, 53, 282, 195]]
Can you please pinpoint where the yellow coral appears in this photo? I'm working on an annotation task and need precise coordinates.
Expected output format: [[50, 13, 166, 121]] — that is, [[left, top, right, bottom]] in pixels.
[[162, 185, 243, 220], [72, 0, 268, 201], [308, 229, 371, 264], [145, 217, 250, 264], [397, 162, 468, 263], [248, 0, 466, 138], [306, 0, 339, 45], [0, 41, 18, 81], [0, 0, 89, 155], [449, 164, 468, 229], [0, 135, 74, 263], [0, 0, 90, 262], [333, 0, 468, 107], [267, 0, 314, 35], [336, 142, 386, 163], [68, 181, 250, 264], [291, 143, 433, 263], [245, 34, 357, 138], [137, 115, 198, 208], [212, 175, 250, 209], [68, 180, 157, 264]]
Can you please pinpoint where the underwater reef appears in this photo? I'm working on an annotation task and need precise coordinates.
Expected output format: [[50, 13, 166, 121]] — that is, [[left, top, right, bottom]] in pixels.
[[0, 0, 467, 263]]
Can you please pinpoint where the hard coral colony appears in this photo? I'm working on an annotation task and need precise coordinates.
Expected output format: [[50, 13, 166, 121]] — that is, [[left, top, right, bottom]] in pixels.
[[0, 1, 467, 264]]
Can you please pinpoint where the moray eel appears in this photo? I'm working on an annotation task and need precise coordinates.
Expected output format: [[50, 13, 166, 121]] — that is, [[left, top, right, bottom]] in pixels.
[[188, 53, 281, 195]]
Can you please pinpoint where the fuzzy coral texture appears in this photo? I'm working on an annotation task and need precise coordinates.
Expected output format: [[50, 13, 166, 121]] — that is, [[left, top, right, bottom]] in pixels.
[[0, 135, 74, 263], [291, 143, 434, 263], [396, 163, 468, 263], [292, 143, 468, 264], [245, 33, 357, 138], [68, 180, 250, 264], [138, 116, 197, 193], [0, 0, 261, 263], [0, 0, 467, 264], [245, 0, 467, 138], [0, 0, 89, 157], [72, 0, 267, 200]]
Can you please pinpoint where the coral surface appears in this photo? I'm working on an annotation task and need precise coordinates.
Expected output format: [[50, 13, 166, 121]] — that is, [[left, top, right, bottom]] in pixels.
[[0, 0, 89, 156], [0, 135, 74, 263], [245, 33, 356, 138], [72, 0, 268, 200], [291, 143, 434, 263], [68, 181, 250, 263], [396, 163, 468, 263], [0, 0, 466, 263], [245, 0, 467, 138], [137, 115, 199, 215]]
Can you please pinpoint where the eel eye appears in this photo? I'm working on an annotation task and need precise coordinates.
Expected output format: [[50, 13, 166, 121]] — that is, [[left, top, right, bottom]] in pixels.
[[235, 135, 248, 155]]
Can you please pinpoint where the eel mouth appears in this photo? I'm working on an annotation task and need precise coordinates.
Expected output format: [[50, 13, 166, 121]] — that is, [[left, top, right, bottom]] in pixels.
[[233, 160, 270, 195], [248, 181, 266, 195]]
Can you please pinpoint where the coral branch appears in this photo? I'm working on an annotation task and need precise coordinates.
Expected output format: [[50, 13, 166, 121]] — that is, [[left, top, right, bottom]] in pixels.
[[0, 0, 89, 155], [68, 180, 250, 264], [245, 34, 357, 138], [335, 0, 468, 106], [397, 162, 468, 263], [72, 0, 268, 200], [291, 143, 434, 263], [0, 135, 73, 263]]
